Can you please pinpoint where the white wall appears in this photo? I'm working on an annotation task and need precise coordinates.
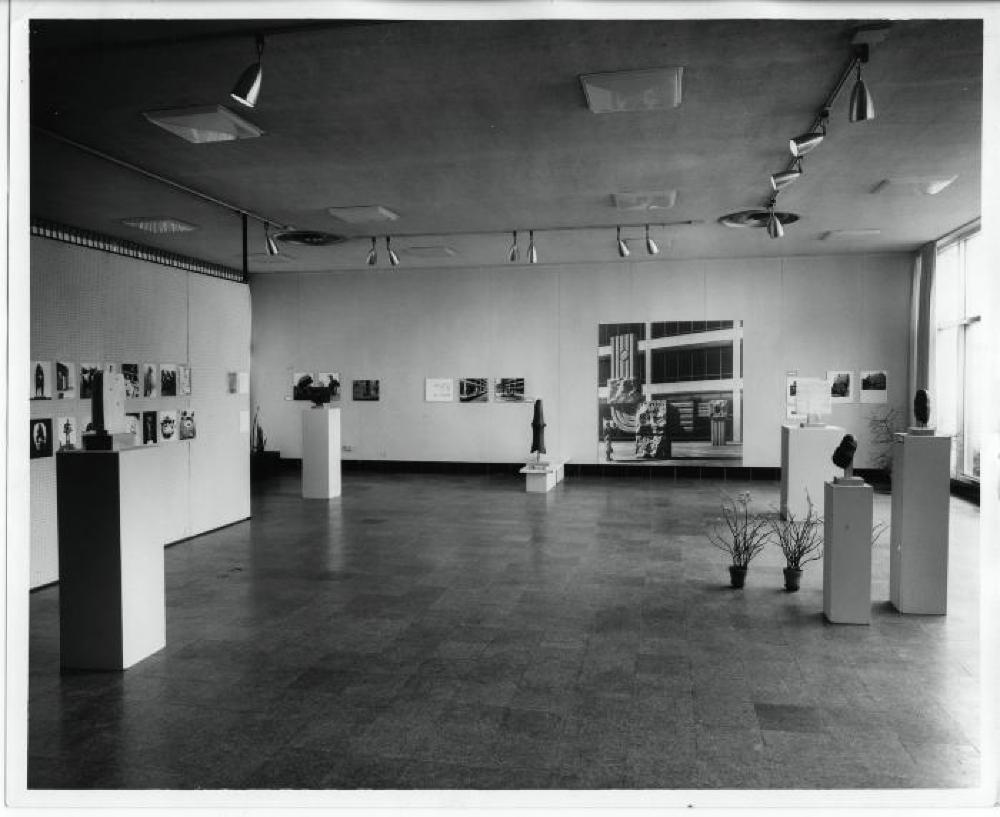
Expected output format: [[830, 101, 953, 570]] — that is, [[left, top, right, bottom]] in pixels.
[[30, 237, 251, 588], [249, 252, 912, 470]]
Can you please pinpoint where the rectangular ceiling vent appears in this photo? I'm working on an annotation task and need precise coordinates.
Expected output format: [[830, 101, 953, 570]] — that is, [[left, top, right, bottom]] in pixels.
[[143, 105, 263, 144], [400, 245, 456, 259], [820, 229, 882, 240], [327, 205, 400, 224], [870, 176, 958, 196], [121, 217, 197, 234], [612, 190, 677, 211], [580, 67, 684, 113]]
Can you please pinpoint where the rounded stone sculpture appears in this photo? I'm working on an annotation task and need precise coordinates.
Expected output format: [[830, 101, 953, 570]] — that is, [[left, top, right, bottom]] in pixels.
[[530, 399, 546, 456], [914, 388, 930, 427], [831, 433, 857, 475]]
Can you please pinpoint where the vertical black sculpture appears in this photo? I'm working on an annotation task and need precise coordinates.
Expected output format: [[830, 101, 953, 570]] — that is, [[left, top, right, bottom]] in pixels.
[[83, 369, 113, 450], [831, 433, 858, 479], [914, 389, 931, 428], [530, 399, 546, 462]]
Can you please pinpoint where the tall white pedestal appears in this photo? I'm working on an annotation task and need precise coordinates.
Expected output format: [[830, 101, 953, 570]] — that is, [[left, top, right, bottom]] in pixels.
[[823, 478, 874, 625], [302, 407, 341, 499], [780, 424, 844, 519], [889, 433, 951, 614], [56, 449, 166, 669]]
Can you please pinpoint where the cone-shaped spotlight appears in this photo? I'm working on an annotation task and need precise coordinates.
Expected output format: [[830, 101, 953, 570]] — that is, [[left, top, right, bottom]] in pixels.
[[265, 224, 279, 256], [766, 204, 784, 239], [386, 236, 400, 267], [789, 131, 824, 157], [366, 236, 378, 266], [770, 159, 803, 192], [849, 64, 875, 122], [645, 224, 659, 255], [527, 230, 538, 264], [617, 226, 630, 258], [507, 230, 519, 263], [231, 36, 264, 108]]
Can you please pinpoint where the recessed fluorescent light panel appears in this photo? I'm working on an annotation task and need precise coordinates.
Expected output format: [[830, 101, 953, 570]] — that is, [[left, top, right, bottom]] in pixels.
[[611, 190, 678, 211], [400, 245, 457, 259], [820, 229, 882, 240], [143, 105, 263, 144], [327, 205, 400, 225], [870, 176, 958, 196], [580, 67, 684, 113], [121, 217, 197, 234]]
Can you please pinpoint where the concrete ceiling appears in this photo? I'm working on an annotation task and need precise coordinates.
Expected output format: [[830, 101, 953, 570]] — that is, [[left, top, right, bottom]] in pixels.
[[28, 16, 982, 273]]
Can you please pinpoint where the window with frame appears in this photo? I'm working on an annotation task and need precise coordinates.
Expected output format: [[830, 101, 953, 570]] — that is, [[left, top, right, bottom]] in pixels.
[[933, 228, 985, 481]]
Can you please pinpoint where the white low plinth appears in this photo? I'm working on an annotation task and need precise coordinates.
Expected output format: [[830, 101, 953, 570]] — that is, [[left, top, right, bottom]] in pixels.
[[780, 424, 844, 520], [889, 433, 951, 614], [302, 407, 341, 499], [823, 477, 874, 625], [56, 448, 166, 670], [519, 458, 567, 493]]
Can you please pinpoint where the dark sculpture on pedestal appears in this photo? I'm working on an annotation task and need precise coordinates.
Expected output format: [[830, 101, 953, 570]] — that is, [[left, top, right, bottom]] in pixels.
[[530, 399, 546, 462], [914, 388, 930, 428], [831, 433, 857, 479]]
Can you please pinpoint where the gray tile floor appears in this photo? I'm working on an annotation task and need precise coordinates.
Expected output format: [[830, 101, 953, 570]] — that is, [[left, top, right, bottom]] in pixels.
[[26, 471, 982, 790]]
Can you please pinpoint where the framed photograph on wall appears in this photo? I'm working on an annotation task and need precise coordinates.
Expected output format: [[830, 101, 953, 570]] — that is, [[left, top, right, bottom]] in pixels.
[[459, 377, 488, 403], [56, 416, 78, 451], [142, 411, 158, 445], [30, 418, 53, 458], [178, 364, 192, 395], [31, 361, 52, 400], [142, 363, 158, 398], [159, 409, 179, 442], [160, 364, 178, 397], [122, 363, 140, 399], [352, 379, 380, 401], [292, 372, 314, 401], [55, 361, 76, 399], [860, 369, 888, 403], [126, 412, 141, 447], [317, 372, 341, 400], [494, 377, 525, 402], [425, 378, 454, 402], [826, 370, 854, 403], [179, 409, 196, 440], [80, 363, 100, 400]]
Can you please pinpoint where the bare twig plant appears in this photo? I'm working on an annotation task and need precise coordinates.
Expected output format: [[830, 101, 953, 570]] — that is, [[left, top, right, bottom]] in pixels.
[[708, 491, 771, 568], [769, 495, 824, 570]]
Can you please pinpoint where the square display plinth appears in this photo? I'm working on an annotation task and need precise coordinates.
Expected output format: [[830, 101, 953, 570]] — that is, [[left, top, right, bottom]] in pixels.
[[780, 424, 844, 520], [823, 478, 873, 625]]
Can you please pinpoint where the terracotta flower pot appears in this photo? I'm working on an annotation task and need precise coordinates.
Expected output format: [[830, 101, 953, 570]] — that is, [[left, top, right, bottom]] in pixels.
[[783, 566, 803, 592], [728, 565, 748, 588]]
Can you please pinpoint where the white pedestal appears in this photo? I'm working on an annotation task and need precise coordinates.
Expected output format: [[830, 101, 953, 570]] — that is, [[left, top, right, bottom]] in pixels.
[[56, 449, 166, 669], [823, 478, 874, 625], [302, 407, 341, 499], [519, 458, 567, 493], [889, 433, 951, 614], [780, 424, 844, 519]]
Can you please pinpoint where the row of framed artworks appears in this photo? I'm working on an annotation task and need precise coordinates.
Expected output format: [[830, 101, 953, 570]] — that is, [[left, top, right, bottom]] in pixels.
[[31, 361, 192, 401], [291, 373, 381, 402], [426, 377, 526, 403], [785, 369, 889, 421], [30, 410, 197, 459]]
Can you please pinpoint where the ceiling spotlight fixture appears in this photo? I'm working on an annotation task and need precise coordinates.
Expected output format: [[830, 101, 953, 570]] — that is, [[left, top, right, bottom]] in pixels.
[[231, 35, 265, 108], [265, 223, 279, 256], [645, 224, 659, 255], [507, 230, 519, 263], [527, 230, 538, 264], [617, 226, 630, 258], [366, 236, 378, 266], [386, 236, 400, 267], [789, 122, 828, 159], [849, 44, 875, 122], [770, 158, 803, 192], [766, 199, 784, 239]]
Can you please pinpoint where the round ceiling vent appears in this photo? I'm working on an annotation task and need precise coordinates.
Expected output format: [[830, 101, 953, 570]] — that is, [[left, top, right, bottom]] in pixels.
[[275, 230, 346, 246], [719, 209, 800, 229]]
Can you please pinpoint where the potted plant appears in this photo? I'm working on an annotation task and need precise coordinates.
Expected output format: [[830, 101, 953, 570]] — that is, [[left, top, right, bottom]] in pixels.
[[708, 491, 770, 588], [768, 495, 823, 592]]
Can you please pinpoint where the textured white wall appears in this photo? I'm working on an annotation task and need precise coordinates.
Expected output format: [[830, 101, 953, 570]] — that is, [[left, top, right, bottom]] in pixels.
[[29, 237, 251, 588], [249, 253, 912, 470]]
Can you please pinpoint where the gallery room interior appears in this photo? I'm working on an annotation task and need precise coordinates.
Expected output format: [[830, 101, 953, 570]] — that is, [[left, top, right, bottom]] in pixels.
[[10, 4, 1000, 809]]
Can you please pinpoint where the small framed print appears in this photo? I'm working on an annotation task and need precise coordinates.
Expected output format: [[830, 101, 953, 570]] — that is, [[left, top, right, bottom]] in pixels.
[[30, 418, 53, 458], [160, 364, 178, 397], [55, 361, 76, 399], [31, 361, 53, 400]]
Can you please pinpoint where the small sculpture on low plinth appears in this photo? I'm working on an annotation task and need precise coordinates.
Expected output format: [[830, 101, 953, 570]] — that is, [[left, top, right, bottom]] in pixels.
[[832, 433, 862, 484], [530, 399, 546, 464], [910, 388, 935, 435]]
